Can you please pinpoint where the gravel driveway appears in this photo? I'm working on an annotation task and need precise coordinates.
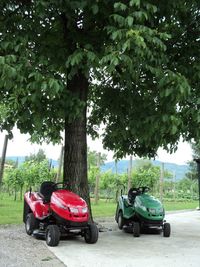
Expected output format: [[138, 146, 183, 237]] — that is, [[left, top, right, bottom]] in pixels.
[[0, 224, 66, 267], [0, 218, 112, 267]]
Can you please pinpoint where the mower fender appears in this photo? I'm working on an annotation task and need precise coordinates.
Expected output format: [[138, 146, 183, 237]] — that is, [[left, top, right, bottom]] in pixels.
[[115, 196, 125, 222], [24, 192, 49, 220]]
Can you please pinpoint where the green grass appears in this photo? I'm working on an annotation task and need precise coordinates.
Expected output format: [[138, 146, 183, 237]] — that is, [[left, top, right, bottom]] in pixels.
[[0, 194, 23, 225], [0, 193, 198, 225], [163, 201, 199, 211], [91, 200, 117, 218]]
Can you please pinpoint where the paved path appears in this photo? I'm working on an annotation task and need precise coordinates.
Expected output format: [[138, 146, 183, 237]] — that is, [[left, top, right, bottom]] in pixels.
[[48, 211, 200, 267]]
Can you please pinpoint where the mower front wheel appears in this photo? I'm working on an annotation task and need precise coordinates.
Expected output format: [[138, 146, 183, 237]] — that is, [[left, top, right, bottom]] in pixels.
[[133, 222, 140, 237], [118, 211, 125, 230], [163, 223, 171, 237], [46, 225, 60, 247], [25, 213, 39, 235], [84, 223, 99, 244]]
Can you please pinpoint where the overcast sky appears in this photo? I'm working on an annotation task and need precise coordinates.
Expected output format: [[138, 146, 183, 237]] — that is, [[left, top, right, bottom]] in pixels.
[[0, 128, 193, 165]]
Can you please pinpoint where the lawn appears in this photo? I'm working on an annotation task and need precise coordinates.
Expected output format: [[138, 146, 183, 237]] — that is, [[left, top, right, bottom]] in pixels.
[[0, 193, 198, 225], [0, 194, 23, 225]]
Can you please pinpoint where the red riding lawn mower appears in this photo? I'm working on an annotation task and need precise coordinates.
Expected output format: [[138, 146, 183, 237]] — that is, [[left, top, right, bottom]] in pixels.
[[23, 181, 98, 246]]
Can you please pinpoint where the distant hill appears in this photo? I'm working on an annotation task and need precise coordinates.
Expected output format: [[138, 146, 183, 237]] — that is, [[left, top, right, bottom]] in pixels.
[[6, 156, 59, 168], [6, 156, 189, 180], [101, 160, 189, 180]]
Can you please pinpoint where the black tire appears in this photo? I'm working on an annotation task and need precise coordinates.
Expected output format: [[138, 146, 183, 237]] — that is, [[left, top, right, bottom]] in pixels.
[[133, 222, 140, 237], [84, 223, 99, 244], [163, 223, 171, 237], [118, 211, 125, 230], [46, 225, 60, 247], [25, 213, 39, 235]]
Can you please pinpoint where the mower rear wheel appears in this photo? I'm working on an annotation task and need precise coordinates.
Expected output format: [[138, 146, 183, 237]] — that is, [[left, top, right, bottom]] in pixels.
[[46, 225, 60, 247], [118, 211, 125, 230], [25, 213, 39, 235], [133, 222, 140, 237], [84, 223, 99, 244], [163, 223, 171, 237]]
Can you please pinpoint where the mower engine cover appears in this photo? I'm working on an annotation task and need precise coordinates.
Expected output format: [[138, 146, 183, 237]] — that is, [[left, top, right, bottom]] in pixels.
[[50, 190, 89, 222], [134, 194, 164, 220]]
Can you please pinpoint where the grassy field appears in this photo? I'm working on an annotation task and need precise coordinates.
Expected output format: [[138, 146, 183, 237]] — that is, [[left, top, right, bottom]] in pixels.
[[0, 193, 198, 225], [0, 194, 23, 225]]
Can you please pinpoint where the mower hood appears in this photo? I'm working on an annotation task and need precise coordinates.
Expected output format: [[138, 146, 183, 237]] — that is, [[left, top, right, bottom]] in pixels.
[[51, 189, 87, 208], [137, 194, 163, 209], [135, 193, 165, 219]]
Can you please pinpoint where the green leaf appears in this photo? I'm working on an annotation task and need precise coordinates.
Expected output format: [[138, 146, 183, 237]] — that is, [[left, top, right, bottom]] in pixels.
[[54, 80, 60, 93], [114, 2, 127, 11], [49, 78, 55, 88], [112, 14, 125, 26], [127, 16, 133, 27], [87, 51, 97, 62], [41, 81, 47, 91], [129, 0, 140, 7], [0, 56, 5, 64], [91, 4, 99, 14], [122, 39, 131, 52], [171, 125, 177, 134], [1, 42, 9, 50], [9, 67, 17, 78], [70, 51, 84, 66], [28, 72, 36, 79]]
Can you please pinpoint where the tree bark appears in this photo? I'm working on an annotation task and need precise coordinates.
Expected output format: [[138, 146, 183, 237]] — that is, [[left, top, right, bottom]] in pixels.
[[63, 73, 92, 218], [0, 134, 9, 186], [160, 162, 164, 202], [128, 155, 132, 190], [94, 152, 101, 204]]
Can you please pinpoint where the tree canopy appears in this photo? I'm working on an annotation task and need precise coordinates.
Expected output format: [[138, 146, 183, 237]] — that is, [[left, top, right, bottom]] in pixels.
[[0, 0, 200, 208], [1, 1, 199, 153]]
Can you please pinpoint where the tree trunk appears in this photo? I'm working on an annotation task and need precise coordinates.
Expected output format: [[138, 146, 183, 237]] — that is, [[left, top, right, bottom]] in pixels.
[[20, 185, 23, 201], [160, 162, 164, 202], [63, 73, 92, 218], [14, 186, 17, 201], [128, 155, 132, 190], [0, 134, 9, 186], [94, 152, 101, 204]]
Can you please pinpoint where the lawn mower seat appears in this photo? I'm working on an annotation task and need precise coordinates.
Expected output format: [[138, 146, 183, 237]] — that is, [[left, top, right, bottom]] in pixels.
[[128, 188, 138, 203], [40, 181, 57, 203]]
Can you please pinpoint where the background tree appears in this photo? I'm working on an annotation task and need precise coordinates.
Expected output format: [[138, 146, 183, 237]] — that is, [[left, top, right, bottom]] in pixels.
[[87, 149, 106, 203], [25, 148, 47, 163], [0, 1, 200, 213], [131, 161, 161, 190], [4, 159, 55, 200], [186, 142, 200, 180], [176, 177, 198, 200], [87, 149, 107, 170], [100, 171, 118, 201]]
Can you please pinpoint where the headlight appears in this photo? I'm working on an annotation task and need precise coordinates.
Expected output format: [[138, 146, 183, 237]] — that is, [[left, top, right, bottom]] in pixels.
[[60, 204, 68, 210], [82, 207, 88, 213], [148, 208, 156, 215], [70, 207, 79, 214], [140, 205, 147, 211], [159, 207, 164, 213]]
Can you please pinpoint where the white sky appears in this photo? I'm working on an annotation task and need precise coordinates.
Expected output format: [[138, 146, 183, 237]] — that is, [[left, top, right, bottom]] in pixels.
[[0, 128, 193, 165]]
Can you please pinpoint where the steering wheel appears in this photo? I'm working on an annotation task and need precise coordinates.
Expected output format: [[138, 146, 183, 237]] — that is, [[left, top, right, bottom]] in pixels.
[[52, 182, 68, 190], [138, 186, 150, 193]]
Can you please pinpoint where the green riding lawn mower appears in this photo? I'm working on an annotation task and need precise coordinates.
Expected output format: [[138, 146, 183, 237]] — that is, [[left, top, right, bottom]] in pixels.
[[115, 186, 171, 237]]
